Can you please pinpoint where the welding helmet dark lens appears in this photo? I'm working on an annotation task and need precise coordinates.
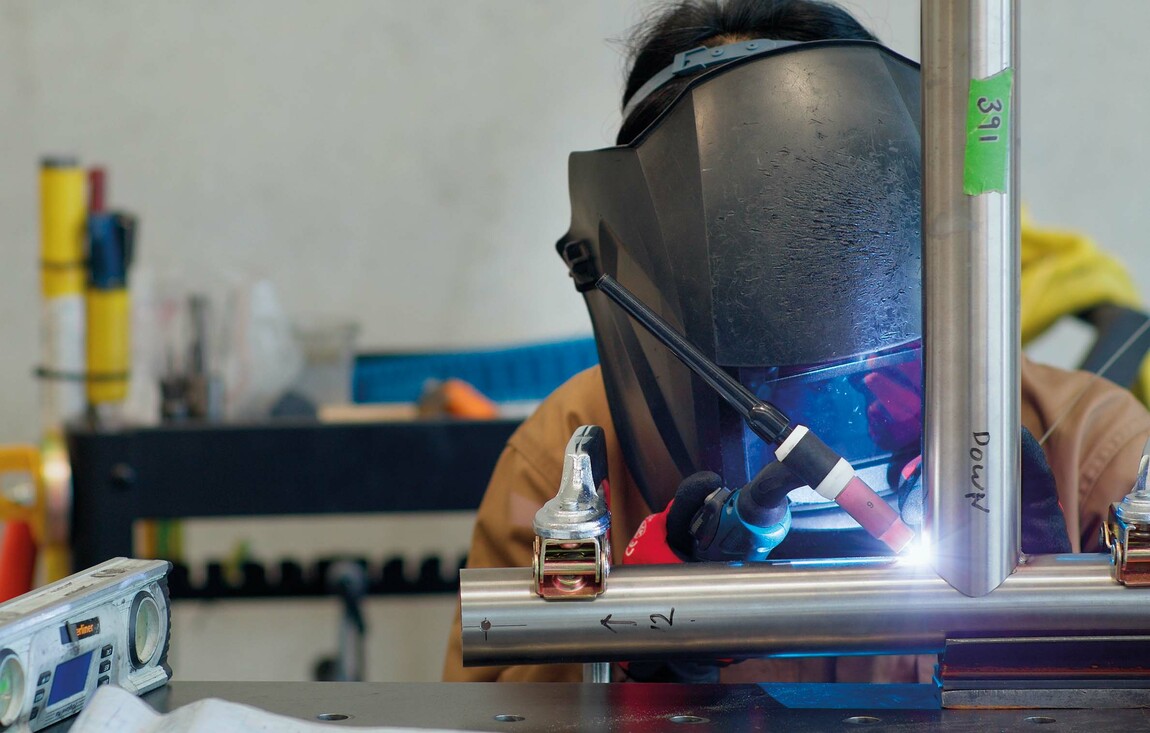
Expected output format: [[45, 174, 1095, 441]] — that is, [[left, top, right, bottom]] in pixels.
[[737, 339, 922, 506]]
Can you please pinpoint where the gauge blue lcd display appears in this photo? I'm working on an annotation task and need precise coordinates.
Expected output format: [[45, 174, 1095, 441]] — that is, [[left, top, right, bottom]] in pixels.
[[47, 651, 94, 706]]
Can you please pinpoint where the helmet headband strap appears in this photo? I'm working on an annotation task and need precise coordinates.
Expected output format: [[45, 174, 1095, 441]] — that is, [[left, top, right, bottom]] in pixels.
[[621, 38, 800, 122]]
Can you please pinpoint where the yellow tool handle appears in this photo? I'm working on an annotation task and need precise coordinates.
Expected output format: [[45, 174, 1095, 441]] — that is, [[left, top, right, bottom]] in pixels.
[[40, 164, 87, 298], [86, 288, 131, 404]]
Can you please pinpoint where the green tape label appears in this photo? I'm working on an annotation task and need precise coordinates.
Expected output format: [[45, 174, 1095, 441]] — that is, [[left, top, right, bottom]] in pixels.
[[963, 69, 1013, 195]]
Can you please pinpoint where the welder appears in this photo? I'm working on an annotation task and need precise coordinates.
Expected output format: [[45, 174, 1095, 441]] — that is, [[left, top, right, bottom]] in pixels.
[[443, 0, 1150, 684]]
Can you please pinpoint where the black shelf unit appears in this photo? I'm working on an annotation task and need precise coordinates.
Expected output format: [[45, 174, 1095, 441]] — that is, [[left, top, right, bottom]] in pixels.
[[66, 418, 520, 575]]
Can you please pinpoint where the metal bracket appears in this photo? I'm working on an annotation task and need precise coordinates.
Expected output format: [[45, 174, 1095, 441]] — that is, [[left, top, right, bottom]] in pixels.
[[1101, 446, 1150, 586], [937, 635, 1150, 709], [532, 426, 611, 599]]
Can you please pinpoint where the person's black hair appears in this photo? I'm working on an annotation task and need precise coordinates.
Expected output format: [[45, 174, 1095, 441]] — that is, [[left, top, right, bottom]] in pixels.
[[618, 0, 877, 144]]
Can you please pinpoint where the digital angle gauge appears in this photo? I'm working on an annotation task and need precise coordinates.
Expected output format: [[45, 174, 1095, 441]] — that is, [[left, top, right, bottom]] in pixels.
[[0, 558, 171, 730]]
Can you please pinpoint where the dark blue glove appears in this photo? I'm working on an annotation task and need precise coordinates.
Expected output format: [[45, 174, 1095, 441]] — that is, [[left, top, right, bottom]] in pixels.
[[1020, 426, 1071, 554], [895, 427, 1070, 554]]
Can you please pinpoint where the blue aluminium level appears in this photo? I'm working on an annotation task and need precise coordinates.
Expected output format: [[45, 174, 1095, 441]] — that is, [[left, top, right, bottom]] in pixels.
[[352, 336, 600, 405]]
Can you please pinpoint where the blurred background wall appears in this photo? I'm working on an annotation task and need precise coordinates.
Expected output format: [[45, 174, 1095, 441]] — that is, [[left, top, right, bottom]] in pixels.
[[1, 0, 1148, 681]]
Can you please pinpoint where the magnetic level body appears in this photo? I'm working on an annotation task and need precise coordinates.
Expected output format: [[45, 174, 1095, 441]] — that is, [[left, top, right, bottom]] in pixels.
[[0, 557, 172, 731]]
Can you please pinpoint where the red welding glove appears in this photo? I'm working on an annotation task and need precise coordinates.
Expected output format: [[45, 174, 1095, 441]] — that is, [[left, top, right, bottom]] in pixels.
[[621, 471, 727, 683], [623, 471, 723, 565], [622, 508, 685, 565]]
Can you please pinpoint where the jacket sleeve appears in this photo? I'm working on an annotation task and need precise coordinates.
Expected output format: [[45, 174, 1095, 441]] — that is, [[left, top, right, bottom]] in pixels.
[[1021, 358, 1150, 551]]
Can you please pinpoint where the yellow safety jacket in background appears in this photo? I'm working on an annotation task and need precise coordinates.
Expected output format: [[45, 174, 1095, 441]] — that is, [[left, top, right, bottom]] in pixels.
[[1021, 218, 1149, 405]]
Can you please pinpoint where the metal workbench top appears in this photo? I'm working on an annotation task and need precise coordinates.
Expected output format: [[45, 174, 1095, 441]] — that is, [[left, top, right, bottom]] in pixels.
[[46, 681, 1150, 731]]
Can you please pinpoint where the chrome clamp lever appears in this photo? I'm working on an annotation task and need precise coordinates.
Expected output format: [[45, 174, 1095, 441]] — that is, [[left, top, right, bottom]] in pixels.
[[532, 425, 611, 599]]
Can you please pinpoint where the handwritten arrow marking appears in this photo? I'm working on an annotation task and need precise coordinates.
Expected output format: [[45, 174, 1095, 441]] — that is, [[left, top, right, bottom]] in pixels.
[[600, 614, 638, 633]]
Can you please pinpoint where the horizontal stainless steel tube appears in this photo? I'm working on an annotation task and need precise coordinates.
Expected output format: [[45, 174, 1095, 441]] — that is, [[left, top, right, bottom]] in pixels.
[[461, 556, 1144, 666]]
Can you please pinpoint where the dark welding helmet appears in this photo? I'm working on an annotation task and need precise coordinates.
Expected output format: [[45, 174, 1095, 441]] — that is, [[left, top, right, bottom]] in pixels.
[[558, 39, 923, 555]]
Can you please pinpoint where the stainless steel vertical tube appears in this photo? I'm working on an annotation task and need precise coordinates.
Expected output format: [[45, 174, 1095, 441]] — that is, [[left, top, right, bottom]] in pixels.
[[922, 0, 1021, 596]]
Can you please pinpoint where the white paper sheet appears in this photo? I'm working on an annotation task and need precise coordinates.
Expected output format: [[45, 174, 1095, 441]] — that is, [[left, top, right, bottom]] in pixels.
[[70, 685, 479, 733]]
